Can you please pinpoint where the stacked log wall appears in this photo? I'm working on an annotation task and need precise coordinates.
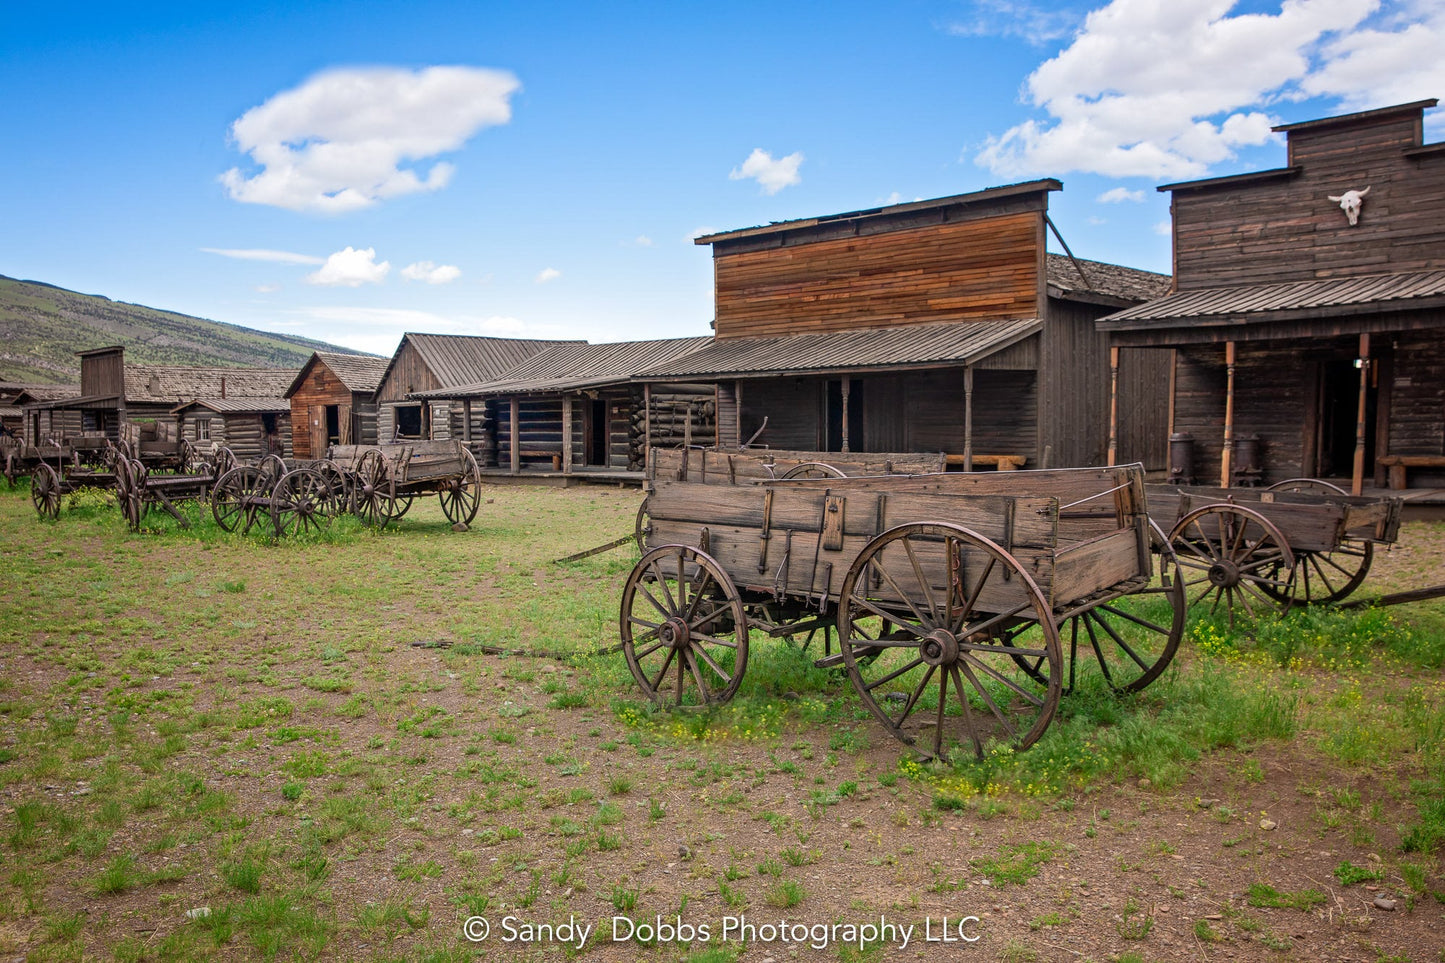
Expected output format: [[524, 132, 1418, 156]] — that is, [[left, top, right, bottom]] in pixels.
[[1388, 329, 1445, 486]]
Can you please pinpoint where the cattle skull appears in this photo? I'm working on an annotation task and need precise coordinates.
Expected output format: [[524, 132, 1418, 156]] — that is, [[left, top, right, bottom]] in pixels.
[[1327, 186, 1370, 226]]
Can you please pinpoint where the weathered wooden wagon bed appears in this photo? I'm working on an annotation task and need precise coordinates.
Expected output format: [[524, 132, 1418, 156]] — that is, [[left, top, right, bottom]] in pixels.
[[626, 453, 1184, 759], [210, 454, 341, 538], [1147, 478, 1402, 623], [328, 440, 482, 529]]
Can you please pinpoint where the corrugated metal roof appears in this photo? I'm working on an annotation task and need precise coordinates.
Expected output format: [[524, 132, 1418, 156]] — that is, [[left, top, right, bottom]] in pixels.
[[1098, 270, 1445, 330], [634, 318, 1042, 380], [415, 337, 712, 398], [171, 397, 292, 415], [124, 365, 298, 403], [313, 352, 390, 392], [1045, 254, 1171, 303], [399, 333, 583, 389]]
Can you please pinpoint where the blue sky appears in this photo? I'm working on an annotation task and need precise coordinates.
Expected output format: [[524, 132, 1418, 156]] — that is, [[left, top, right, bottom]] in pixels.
[[2, 1, 1442, 355]]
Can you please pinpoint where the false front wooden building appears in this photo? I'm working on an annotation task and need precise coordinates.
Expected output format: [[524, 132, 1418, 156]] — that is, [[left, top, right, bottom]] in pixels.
[[636, 181, 1170, 469], [1098, 100, 1445, 493]]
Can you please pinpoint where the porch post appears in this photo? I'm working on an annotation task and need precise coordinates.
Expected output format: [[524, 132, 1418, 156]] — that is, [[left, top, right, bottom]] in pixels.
[[1221, 341, 1236, 488], [1107, 346, 1120, 467], [1353, 333, 1370, 496], [509, 398, 520, 474], [963, 365, 974, 472], [462, 399, 473, 444], [840, 378, 851, 453], [561, 394, 574, 473], [643, 384, 652, 458]]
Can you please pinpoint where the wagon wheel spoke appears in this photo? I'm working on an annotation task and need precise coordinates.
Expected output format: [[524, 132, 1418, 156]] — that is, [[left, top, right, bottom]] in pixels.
[[648, 648, 677, 695], [841, 522, 1060, 760], [1170, 504, 1294, 625]]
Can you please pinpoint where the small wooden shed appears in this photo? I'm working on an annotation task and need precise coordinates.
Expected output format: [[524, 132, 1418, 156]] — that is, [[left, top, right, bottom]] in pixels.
[[172, 398, 292, 461], [1098, 99, 1445, 493], [639, 183, 1170, 469], [284, 352, 390, 459]]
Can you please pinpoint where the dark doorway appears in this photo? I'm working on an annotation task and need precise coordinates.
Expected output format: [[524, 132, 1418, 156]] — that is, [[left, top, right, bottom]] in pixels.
[[826, 379, 864, 452], [325, 405, 341, 446], [395, 405, 423, 439], [586, 399, 608, 466], [1317, 359, 1375, 479]]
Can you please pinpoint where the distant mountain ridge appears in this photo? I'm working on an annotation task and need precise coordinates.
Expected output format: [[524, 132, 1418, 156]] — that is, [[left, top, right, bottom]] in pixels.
[[0, 274, 374, 384]]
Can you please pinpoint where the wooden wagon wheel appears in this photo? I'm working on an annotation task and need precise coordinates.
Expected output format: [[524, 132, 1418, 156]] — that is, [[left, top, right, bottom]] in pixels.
[[212, 446, 238, 479], [315, 459, 351, 511], [270, 469, 336, 538], [437, 448, 482, 526], [30, 463, 62, 520], [122, 459, 149, 531], [838, 522, 1062, 761], [620, 544, 749, 708], [3, 449, 18, 487], [1169, 504, 1295, 627], [780, 462, 847, 480], [634, 498, 653, 551], [352, 448, 397, 528], [1017, 520, 1185, 695], [1260, 478, 1373, 605], [211, 466, 264, 533]]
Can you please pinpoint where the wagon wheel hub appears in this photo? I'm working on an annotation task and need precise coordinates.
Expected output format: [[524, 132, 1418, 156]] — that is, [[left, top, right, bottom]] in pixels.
[[659, 617, 691, 650], [919, 629, 960, 667], [1208, 559, 1241, 588]]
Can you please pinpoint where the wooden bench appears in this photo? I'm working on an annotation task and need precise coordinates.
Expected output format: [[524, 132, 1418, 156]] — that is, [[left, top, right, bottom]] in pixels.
[[944, 454, 1028, 471], [1378, 454, 1445, 490], [516, 448, 563, 471]]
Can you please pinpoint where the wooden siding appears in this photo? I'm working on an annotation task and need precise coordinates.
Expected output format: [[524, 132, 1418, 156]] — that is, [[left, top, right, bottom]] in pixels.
[[1172, 115, 1445, 289], [1114, 347, 1171, 470], [712, 212, 1043, 339], [740, 379, 823, 450], [289, 360, 373, 459], [181, 412, 291, 461], [1038, 298, 1115, 468], [80, 349, 125, 399], [376, 340, 440, 403], [1388, 329, 1445, 486]]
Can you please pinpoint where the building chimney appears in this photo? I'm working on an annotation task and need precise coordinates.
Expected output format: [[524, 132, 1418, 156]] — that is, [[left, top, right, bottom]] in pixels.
[[221, 377, 226, 399]]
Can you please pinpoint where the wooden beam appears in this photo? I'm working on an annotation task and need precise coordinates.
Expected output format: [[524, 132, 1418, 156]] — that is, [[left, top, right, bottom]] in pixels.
[[462, 399, 472, 443], [1107, 346, 1120, 467], [509, 398, 520, 474], [840, 379, 851, 453], [562, 394, 574, 473], [1221, 340, 1236, 488], [963, 365, 974, 472], [1353, 333, 1370, 496]]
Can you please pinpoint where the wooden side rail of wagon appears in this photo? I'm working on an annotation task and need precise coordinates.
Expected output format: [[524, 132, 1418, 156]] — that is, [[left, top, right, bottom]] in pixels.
[[647, 447, 949, 486], [113, 456, 216, 532], [28, 446, 124, 520], [1145, 477, 1403, 625], [624, 461, 1185, 761], [1377, 454, 1445, 491], [943, 454, 1028, 471]]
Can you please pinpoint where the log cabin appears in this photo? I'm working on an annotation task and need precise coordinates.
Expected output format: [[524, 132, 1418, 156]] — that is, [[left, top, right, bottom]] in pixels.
[[284, 352, 390, 458], [172, 398, 292, 461], [635, 181, 1171, 470], [412, 336, 712, 475], [373, 333, 579, 455], [1098, 100, 1445, 494]]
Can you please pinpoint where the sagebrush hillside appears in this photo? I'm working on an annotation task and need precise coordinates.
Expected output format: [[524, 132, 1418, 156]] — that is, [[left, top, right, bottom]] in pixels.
[[0, 275, 371, 383]]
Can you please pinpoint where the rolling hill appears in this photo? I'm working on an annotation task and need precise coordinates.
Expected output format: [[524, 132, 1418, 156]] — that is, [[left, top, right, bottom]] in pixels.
[[0, 275, 373, 384]]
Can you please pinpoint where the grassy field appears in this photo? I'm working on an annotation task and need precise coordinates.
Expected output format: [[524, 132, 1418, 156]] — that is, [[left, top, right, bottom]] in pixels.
[[1, 481, 1443, 962]]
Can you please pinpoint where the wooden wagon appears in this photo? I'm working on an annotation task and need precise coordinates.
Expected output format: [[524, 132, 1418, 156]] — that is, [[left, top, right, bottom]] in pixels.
[[624, 455, 1184, 759], [327, 440, 482, 529], [209, 454, 342, 538], [114, 457, 217, 532], [1148, 479, 1402, 624]]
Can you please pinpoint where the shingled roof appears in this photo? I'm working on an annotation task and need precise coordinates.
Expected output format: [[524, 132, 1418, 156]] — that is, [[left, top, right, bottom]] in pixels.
[[124, 365, 297, 404], [285, 352, 390, 398], [1045, 254, 1171, 304]]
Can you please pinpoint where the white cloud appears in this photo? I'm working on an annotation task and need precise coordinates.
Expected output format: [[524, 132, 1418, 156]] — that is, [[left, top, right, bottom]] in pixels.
[[944, 0, 1085, 45], [1153, 220, 1173, 236], [401, 261, 462, 284], [729, 148, 804, 195], [633, 235, 654, 247], [255, 283, 281, 293], [1299, 1, 1445, 123], [306, 247, 391, 287], [202, 247, 323, 265], [689, 226, 719, 240], [535, 267, 562, 284], [1097, 187, 1145, 203], [974, 0, 1393, 180], [220, 65, 521, 214], [1087, 215, 1108, 225]]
